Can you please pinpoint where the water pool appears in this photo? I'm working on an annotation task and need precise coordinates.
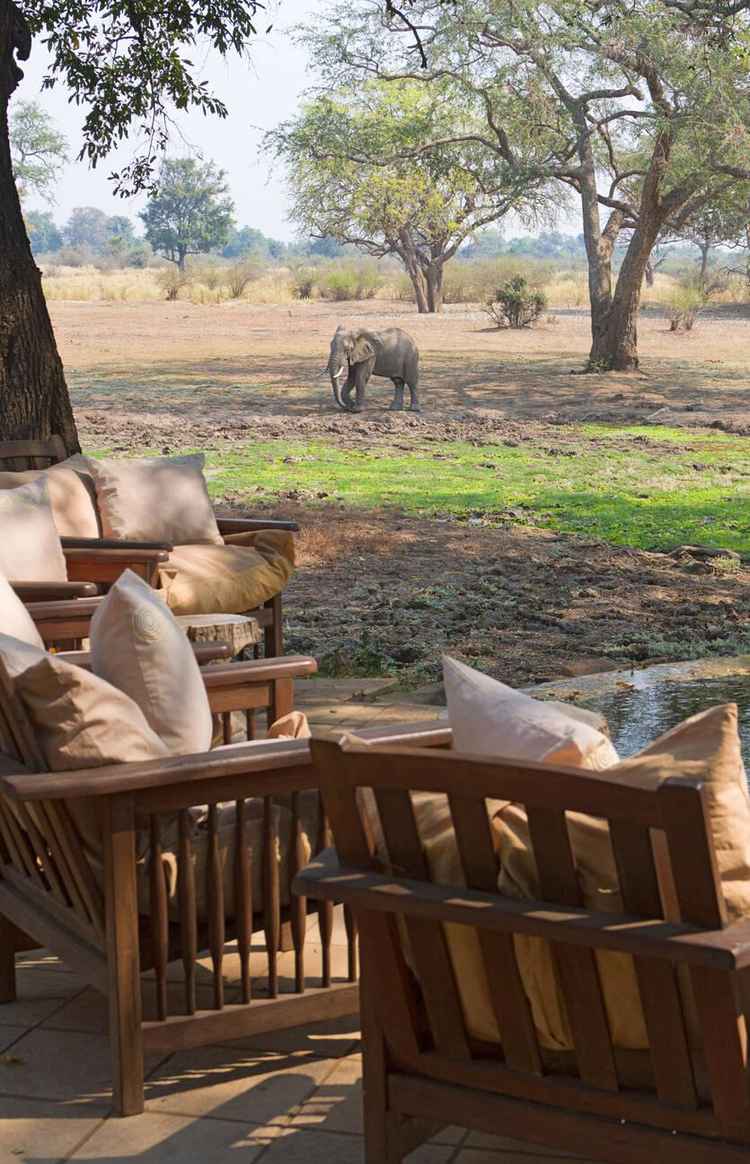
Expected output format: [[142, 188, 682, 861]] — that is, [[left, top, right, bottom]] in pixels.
[[581, 674, 750, 760]]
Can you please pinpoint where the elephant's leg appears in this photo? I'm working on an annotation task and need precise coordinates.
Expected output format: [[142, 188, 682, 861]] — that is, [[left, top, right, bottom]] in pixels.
[[388, 379, 405, 411], [407, 380, 421, 413], [341, 373, 357, 410], [352, 360, 374, 412]]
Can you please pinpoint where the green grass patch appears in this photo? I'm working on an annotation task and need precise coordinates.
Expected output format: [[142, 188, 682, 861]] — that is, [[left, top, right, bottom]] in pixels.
[[90, 424, 750, 554]]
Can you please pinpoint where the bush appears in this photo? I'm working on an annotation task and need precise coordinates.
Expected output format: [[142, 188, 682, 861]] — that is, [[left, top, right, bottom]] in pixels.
[[667, 281, 706, 332], [317, 260, 383, 301], [289, 264, 316, 299], [226, 259, 262, 298], [156, 266, 191, 301], [484, 275, 547, 328]]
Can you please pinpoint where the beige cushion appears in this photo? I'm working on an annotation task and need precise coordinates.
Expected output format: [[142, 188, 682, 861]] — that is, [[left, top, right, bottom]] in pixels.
[[0, 634, 167, 853], [444, 655, 619, 771], [0, 574, 45, 649], [0, 479, 67, 582], [157, 531, 295, 616], [90, 569, 213, 756], [85, 453, 222, 545], [0, 463, 100, 539]]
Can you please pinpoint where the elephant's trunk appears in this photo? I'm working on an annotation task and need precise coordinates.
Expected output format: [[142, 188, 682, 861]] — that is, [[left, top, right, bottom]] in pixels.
[[327, 351, 347, 409]]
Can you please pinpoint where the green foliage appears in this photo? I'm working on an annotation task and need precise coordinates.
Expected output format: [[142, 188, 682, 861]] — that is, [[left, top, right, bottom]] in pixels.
[[486, 276, 547, 328], [24, 208, 62, 253], [19, 0, 266, 194], [9, 100, 67, 203], [266, 76, 546, 310], [140, 158, 234, 270], [317, 260, 383, 301], [667, 281, 706, 331]]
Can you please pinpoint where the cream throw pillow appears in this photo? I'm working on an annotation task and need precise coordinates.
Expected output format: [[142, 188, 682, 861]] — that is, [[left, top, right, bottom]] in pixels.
[[90, 569, 213, 756], [0, 634, 167, 853], [85, 453, 222, 545], [0, 478, 67, 581], [0, 575, 45, 649], [444, 655, 619, 770], [0, 463, 100, 539]]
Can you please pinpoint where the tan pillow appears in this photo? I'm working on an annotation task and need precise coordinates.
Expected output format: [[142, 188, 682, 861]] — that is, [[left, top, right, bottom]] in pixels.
[[0, 478, 67, 581], [0, 634, 167, 853], [157, 533, 295, 616], [444, 656, 619, 771], [85, 453, 222, 545], [0, 464, 100, 539], [90, 569, 213, 756], [0, 574, 45, 649]]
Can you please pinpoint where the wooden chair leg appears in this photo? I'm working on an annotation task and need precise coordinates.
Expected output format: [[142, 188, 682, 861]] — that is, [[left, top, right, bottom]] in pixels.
[[361, 953, 404, 1164], [101, 796, 145, 1116], [263, 593, 283, 659], [0, 917, 17, 1003], [270, 676, 294, 725]]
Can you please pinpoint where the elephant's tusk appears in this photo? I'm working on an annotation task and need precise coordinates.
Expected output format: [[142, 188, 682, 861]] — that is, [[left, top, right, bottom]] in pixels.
[[333, 365, 346, 380]]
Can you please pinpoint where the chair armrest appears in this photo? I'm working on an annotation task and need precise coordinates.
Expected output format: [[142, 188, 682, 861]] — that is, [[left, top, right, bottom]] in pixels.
[[61, 537, 174, 551], [13, 580, 99, 601], [217, 517, 299, 534], [200, 655, 317, 691], [64, 547, 170, 565], [26, 596, 103, 622], [0, 737, 314, 801], [294, 850, 750, 973]]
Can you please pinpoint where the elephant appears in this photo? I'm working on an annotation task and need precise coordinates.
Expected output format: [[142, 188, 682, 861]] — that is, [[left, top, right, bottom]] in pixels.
[[327, 325, 421, 413]]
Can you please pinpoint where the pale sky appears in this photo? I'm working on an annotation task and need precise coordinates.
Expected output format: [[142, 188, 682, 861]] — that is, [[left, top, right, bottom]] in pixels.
[[18, 0, 326, 240]]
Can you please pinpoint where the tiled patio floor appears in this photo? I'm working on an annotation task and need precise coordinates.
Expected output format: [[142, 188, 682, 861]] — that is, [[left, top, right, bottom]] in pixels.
[[0, 918, 597, 1164], [0, 685, 597, 1163]]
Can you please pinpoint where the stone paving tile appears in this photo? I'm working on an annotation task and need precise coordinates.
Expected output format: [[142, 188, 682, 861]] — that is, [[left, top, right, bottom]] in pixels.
[[0, 1029, 162, 1105], [251, 1126, 457, 1163], [145, 1044, 337, 1124], [0, 1096, 107, 1164], [0, 1028, 27, 1055], [68, 1110, 281, 1161], [221, 1013, 360, 1059]]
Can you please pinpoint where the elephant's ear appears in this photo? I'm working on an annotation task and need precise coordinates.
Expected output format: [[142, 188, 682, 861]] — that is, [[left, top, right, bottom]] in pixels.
[[350, 334, 376, 363]]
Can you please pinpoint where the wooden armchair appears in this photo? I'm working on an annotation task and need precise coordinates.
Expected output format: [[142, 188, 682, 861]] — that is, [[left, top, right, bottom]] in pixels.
[[0, 437, 297, 656], [300, 730, 750, 1164], [0, 654, 359, 1118]]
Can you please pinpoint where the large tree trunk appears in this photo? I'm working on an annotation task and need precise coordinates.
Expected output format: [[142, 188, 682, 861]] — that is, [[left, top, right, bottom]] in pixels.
[[0, 1, 79, 452], [425, 260, 444, 314], [397, 230, 430, 313], [589, 218, 662, 372]]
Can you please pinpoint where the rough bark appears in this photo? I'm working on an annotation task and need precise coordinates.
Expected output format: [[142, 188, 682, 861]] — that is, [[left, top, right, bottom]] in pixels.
[[425, 260, 444, 314], [0, 0, 79, 451]]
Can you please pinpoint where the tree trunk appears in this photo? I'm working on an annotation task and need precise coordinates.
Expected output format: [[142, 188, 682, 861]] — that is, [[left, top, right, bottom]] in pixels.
[[699, 241, 710, 292], [425, 261, 444, 313], [589, 218, 662, 372], [644, 260, 654, 287], [0, 1, 79, 451], [397, 230, 430, 313]]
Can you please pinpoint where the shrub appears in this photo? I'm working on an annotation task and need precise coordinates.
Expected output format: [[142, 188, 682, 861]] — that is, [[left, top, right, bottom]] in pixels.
[[226, 259, 262, 298], [484, 275, 547, 328], [667, 281, 706, 332], [318, 260, 383, 301], [156, 266, 191, 301], [289, 264, 317, 299]]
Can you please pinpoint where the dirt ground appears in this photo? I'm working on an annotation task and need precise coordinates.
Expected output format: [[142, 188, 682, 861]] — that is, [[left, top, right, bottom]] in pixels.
[[52, 298, 750, 686]]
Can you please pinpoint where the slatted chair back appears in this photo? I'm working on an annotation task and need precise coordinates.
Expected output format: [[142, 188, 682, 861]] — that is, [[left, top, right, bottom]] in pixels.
[[305, 734, 750, 1163], [0, 436, 67, 471], [0, 656, 106, 947]]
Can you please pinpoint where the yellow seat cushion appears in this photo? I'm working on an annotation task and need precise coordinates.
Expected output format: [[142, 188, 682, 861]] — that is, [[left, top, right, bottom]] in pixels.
[[156, 531, 295, 616]]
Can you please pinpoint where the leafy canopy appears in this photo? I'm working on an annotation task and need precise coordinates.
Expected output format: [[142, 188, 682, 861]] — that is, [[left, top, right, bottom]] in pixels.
[[17, 0, 267, 193], [9, 99, 67, 202], [140, 157, 234, 267]]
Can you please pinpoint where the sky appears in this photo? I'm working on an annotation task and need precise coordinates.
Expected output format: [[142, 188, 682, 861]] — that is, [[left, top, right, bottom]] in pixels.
[[18, 0, 326, 240]]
